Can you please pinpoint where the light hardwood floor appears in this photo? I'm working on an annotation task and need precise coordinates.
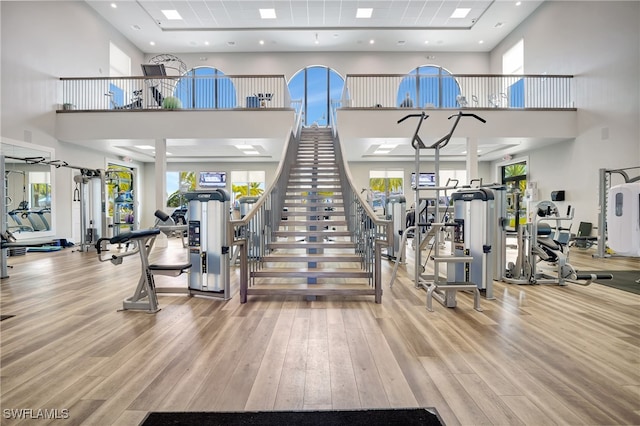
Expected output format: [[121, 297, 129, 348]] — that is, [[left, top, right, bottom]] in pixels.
[[1, 237, 639, 425]]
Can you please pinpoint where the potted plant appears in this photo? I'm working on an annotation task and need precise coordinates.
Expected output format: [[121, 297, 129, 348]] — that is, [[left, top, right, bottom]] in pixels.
[[162, 96, 182, 109]]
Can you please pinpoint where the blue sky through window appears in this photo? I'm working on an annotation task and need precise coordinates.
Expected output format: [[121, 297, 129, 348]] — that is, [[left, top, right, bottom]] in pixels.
[[288, 66, 344, 127], [175, 67, 236, 109], [398, 66, 461, 108]]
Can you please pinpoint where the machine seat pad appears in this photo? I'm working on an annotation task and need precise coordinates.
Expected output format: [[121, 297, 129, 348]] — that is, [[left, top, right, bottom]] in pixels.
[[538, 237, 560, 251], [149, 263, 192, 272], [109, 228, 160, 244]]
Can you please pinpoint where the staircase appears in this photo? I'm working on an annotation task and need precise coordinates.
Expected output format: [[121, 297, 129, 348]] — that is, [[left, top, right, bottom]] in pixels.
[[248, 127, 376, 300]]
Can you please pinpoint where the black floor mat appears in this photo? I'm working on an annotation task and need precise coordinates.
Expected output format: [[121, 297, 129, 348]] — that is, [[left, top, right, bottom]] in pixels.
[[140, 408, 444, 426]]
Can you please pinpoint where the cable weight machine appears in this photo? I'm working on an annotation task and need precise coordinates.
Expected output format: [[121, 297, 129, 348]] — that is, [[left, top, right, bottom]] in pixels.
[[390, 111, 487, 311]]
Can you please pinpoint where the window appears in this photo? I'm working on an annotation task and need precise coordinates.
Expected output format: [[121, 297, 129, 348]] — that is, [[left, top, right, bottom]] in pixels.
[[166, 171, 196, 207], [29, 172, 51, 208], [502, 161, 528, 229], [368, 170, 404, 211], [288, 66, 345, 127], [503, 39, 525, 108], [174, 67, 236, 109], [230, 170, 266, 207], [109, 42, 131, 109], [398, 66, 461, 108]]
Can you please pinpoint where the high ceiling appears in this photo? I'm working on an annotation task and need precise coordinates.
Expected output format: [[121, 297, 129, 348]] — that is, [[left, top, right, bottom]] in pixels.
[[87, 0, 544, 53], [79, 0, 548, 164]]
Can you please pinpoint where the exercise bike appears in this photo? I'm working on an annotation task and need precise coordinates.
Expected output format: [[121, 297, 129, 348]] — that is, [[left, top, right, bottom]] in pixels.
[[105, 89, 143, 110]]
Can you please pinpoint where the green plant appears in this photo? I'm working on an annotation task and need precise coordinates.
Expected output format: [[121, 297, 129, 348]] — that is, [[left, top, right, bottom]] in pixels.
[[162, 96, 182, 109]]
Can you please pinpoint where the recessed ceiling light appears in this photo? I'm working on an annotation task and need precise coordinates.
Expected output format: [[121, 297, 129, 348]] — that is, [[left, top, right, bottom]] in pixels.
[[424, 40, 430, 44], [135, 145, 155, 150], [259, 8, 276, 19], [237, 145, 253, 150], [369, 39, 375, 44], [204, 41, 210, 46], [356, 8, 373, 18], [375, 150, 391, 154], [451, 8, 471, 18], [161, 9, 182, 20], [110, 3, 117, 8], [149, 41, 155, 46], [479, 40, 484, 44], [244, 150, 260, 155], [259, 40, 265, 45], [515, 1, 522, 5]]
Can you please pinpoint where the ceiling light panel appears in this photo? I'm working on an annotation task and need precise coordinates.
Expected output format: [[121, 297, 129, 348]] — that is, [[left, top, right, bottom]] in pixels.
[[161, 9, 183, 20], [135, 0, 493, 30]]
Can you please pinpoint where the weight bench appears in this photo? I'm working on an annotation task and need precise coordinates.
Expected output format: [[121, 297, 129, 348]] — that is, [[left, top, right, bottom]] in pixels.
[[96, 228, 191, 313]]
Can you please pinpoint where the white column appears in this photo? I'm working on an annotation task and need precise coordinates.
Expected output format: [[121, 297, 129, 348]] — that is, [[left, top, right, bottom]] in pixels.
[[155, 138, 167, 211], [466, 137, 479, 185]]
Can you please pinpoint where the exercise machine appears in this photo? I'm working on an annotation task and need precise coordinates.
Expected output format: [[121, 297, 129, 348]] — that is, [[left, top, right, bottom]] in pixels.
[[504, 200, 613, 285], [73, 168, 106, 252], [595, 166, 640, 257], [185, 189, 232, 299], [154, 209, 187, 247], [390, 111, 487, 312], [451, 188, 496, 299], [385, 194, 406, 260], [96, 228, 191, 313]]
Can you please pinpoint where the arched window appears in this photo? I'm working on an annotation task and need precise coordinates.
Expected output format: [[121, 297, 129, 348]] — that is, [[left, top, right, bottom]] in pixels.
[[174, 66, 236, 109], [397, 65, 461, 108], [288, 66, 345, 127]]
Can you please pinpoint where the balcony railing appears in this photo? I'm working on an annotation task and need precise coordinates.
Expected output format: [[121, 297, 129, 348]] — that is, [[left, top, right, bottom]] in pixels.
[[58, 73, 575, 112], [342, 73, 575, 110], [59, 74, 291, 111]]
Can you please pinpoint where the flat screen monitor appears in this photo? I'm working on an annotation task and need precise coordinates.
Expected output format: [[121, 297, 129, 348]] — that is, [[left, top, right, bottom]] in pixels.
[[198, 171, 226, 188], [141, 64, 167, 77], [411, 172, 436, 188]]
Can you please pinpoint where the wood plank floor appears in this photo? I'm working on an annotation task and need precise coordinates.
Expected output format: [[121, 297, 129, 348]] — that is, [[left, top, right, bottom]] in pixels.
[[1, 237, 639, 425]]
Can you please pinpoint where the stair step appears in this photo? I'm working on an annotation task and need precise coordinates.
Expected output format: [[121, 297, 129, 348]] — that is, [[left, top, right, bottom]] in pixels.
[[283, 211, 345, 216], [244, 286, 375, 298], [289, 177, 340, 185], [282, 202, 344, 207], [273, 230, 351, 237], [251, 268, 370, 278], [282, 220, 347, 225], [270, 241, 354, 249], [261, 254, 361, 263], [284, 194, 342, 200]]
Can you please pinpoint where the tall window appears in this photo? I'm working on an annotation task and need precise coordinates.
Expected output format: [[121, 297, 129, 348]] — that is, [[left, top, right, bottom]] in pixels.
[[166, 171, 196, 208], [368, 170, 404, 212], [288, 66, 345, 127], [174, 67, 236, 109], [108, 42, 131, 108], [230, 170, 266, 207], [398, 65, 461, 108], [502, 161, 528, 229], [503, 39, 525, 108]]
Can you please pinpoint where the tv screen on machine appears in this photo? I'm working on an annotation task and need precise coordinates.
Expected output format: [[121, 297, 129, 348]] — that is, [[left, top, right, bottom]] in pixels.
[[198, 171, 226, 188], [411, 172, 436, 188]]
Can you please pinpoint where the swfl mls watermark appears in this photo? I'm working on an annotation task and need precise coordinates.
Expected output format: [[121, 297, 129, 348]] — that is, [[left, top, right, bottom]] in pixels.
[[3, 408, 70, 420]]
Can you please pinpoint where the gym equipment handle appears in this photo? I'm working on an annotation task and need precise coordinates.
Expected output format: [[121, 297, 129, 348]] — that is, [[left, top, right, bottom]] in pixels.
[[575, 273, 613, 281]]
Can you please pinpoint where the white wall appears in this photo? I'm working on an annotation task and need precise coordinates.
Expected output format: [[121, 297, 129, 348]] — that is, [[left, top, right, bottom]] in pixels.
[[1, 1, 145, 239], [489, 0, 640, 225], [157, 52, 490, 83]]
